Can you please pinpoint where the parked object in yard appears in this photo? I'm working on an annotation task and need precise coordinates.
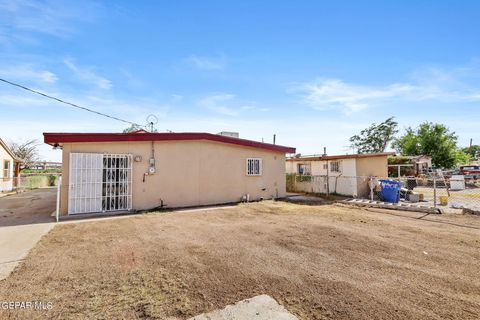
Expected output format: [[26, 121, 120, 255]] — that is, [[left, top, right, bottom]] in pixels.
[[406, 176, 417, 190], [459, 165, 480, 179], [407, 193, 420, 203], [379, 180, 401, 203], [439, 196, 449, 206], [450, 175, 466, 190]]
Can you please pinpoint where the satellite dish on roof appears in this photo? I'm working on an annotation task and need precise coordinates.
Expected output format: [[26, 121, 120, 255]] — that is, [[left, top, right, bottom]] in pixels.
[[146, 114, 158, 132], [146, 114, 158, 125]]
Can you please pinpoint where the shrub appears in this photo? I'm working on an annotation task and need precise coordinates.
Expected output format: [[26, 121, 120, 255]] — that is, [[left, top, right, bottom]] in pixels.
[[47, 175, 57, 186]]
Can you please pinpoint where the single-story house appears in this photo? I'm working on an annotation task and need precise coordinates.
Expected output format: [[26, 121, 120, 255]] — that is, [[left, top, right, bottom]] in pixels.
[[388, 155, 432, 177], [286, 152, 393, 197], [0, 137, 21, 193], [44, 131, 295, 216]]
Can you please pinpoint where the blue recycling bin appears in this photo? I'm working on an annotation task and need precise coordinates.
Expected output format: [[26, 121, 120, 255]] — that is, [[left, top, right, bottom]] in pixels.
[[379, 180, 401, 203]]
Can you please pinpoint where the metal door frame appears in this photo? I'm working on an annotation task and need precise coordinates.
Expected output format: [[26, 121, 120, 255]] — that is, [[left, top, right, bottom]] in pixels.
[[68, 153, 132, 215]]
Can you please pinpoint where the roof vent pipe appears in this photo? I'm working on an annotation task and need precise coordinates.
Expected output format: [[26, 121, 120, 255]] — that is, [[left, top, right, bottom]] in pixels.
[[323, 147, 327, 156]]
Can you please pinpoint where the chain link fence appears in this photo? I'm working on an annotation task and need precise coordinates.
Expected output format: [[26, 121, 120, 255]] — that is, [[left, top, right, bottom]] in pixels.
[[287, 173, 480, 213]]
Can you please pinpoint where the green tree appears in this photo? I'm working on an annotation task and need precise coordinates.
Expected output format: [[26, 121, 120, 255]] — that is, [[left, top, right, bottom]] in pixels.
[[349, 117, 398, 153], [123, 124, 144, 133], [462, 145, 480, 159], [393, 122, 469, 168]]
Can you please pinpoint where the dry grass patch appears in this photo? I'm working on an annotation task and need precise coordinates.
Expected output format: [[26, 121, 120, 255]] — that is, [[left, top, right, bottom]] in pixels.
[[1, 201, 479, 319]]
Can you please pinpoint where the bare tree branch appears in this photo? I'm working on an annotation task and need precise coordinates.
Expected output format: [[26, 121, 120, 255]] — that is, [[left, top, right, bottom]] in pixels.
[[8, 139, 40, 169]]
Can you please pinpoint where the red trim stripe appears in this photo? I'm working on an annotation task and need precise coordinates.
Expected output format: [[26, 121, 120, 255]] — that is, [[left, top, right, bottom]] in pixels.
[[286, 152, 394, 161], [43, 132, 296, 153]]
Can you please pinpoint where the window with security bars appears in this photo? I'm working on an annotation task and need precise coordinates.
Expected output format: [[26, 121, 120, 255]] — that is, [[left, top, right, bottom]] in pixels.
[[246, 158, 262, 176], [297, 163, 311, 175], [330, 160, 342, 173]]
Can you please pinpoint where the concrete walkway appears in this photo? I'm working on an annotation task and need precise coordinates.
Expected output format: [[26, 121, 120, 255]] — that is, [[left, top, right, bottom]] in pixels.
[[0, 188, 56, 280], [189, 295, 298, 320], [0, 223, 54, 279]]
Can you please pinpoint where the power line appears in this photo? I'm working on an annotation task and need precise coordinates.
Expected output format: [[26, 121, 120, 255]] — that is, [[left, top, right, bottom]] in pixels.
[[0, 77, 141, 127]]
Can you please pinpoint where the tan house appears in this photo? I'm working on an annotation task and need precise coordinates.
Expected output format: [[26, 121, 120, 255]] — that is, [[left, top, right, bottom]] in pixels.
[[286, 152, 393, 196], [0, 138, 20, 193], [44, 131, 295, 216]]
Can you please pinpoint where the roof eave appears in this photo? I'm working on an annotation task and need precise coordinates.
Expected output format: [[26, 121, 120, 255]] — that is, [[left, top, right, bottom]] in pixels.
[[0, 138, 22, 162], [43, 132, 296, 154]]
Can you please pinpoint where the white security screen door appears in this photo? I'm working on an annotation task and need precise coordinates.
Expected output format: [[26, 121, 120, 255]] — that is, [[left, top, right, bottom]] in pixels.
[[68, 153, 132, 214]]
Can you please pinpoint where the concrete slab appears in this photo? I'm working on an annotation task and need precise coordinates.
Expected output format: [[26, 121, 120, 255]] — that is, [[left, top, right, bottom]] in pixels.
[[189, 295, 298, 320], [0, 223, 54, 279], [0, 188, 57, 279], [285, 195, 326, 205]]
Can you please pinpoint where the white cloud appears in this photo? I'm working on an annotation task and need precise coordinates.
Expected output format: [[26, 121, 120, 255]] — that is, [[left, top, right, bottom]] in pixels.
[[186, 55, 226, 70], [198, 93, 238, 116], [0, 0, 100, 42], [0, 64, 58, 83], [295, 65, 480, 114], [170, 94, 183, 103], [197, 93, 267, 116], [64, 58, 112, 90]]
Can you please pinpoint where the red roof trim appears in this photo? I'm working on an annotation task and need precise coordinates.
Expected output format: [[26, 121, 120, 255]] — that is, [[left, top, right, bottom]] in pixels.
[[287, 152, 394, 161], [43, 132, 296, 154]]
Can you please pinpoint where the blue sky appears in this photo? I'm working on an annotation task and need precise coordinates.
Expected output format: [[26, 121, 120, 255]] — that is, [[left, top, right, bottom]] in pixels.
[[1, 0, 479, 161]]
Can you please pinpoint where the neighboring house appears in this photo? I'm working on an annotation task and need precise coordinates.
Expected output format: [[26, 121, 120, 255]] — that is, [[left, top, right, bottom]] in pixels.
[[286, 152, 393, 196], [388, 155, 432, 177], [0, 138, 21, 193], [44, 131, 295, 216]]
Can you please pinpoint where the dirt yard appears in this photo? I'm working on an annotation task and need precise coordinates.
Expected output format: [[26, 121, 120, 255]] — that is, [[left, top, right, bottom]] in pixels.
[[0, 201, 479, 319]]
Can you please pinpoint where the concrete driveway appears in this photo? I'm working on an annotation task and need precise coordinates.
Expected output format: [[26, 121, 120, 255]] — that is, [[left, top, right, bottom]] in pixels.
[[0, 188, 56, 280]]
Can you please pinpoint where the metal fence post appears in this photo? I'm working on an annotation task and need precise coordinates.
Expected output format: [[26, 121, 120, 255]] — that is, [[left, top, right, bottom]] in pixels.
[[369, 176, 374, 201], [56, 177, 62, 223], [433, 175, 437, 208], [326, 161, 330, 197]]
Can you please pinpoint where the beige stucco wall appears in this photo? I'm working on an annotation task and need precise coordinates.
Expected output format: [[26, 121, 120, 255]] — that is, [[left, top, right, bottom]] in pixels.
[[286, 156, 389, 197], [0, 145, 14, 192], [60, 140, 287, 215], [285, 158, 358, 196], [355, 156, 389, 177], [355, 156, 389, 197], [286, 158, 357, 176]]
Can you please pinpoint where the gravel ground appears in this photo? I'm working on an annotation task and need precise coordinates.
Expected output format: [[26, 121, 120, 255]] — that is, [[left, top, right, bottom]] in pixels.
[[0, 201, 479, 319]]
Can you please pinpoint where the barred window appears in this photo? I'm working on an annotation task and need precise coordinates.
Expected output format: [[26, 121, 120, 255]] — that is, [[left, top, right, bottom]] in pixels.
[[330, 160, 342, 173], [297, 163, 311, 175], [246, 158, 262, 176]]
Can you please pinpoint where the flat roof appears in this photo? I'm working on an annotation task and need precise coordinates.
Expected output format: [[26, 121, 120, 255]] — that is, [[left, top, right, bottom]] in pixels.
[[43, 132, 296, 154], [287, 152, 394, 161]]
